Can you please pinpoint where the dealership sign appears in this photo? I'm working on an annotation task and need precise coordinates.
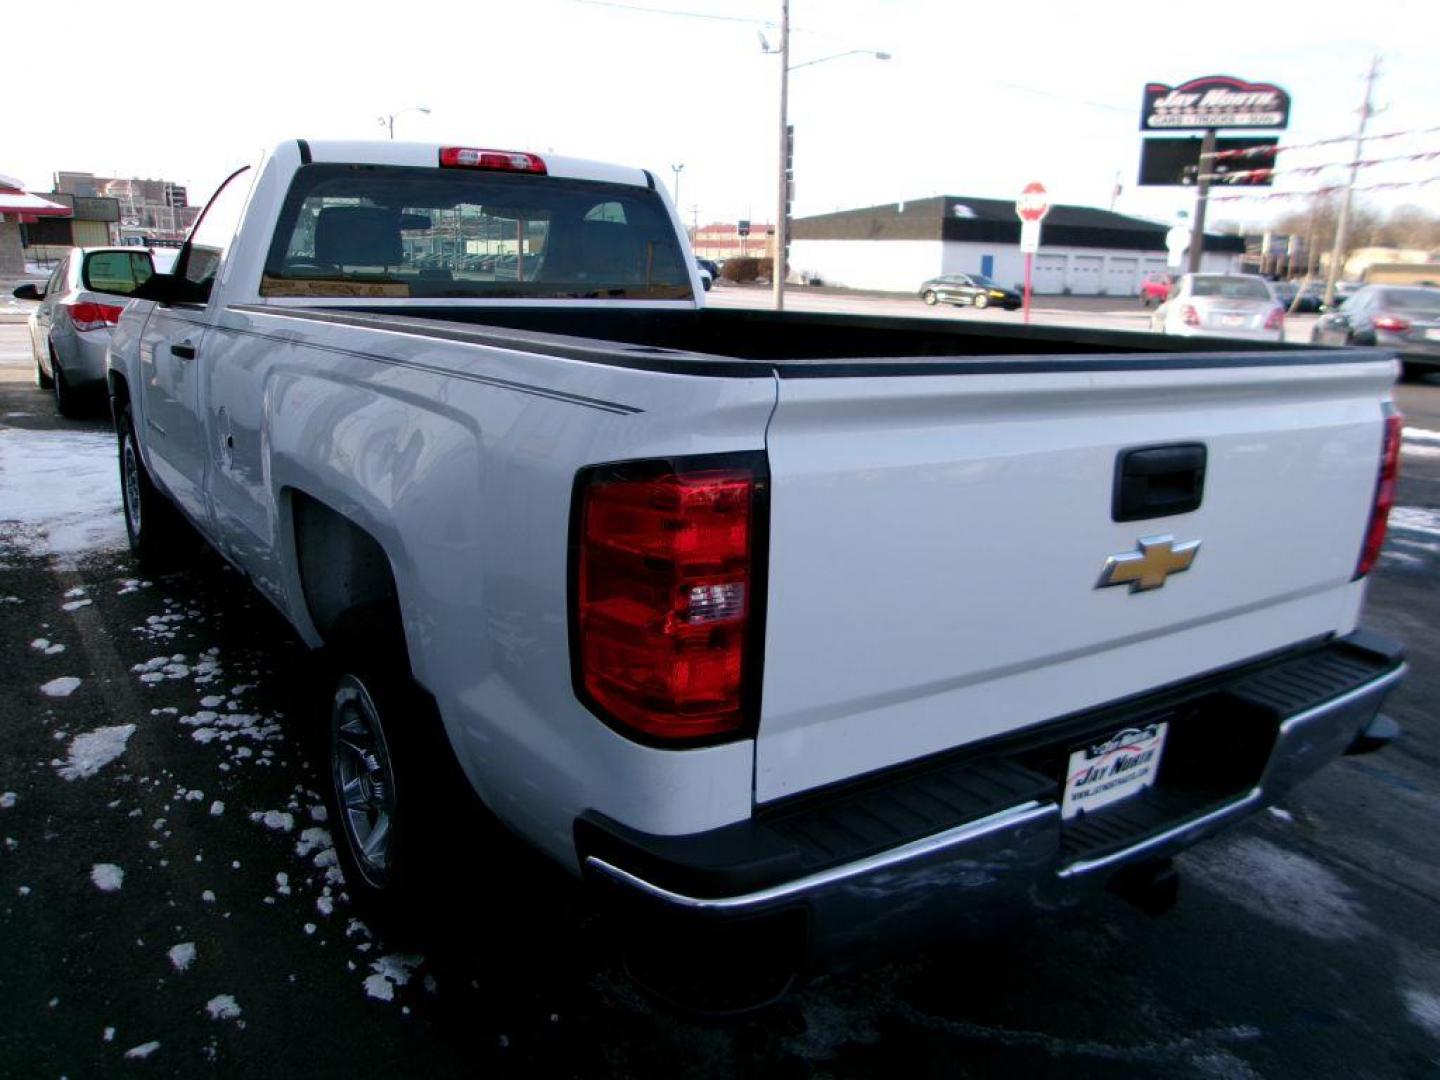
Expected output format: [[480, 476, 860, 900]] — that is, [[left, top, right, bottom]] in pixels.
[[1141, 75, 1290, 131]]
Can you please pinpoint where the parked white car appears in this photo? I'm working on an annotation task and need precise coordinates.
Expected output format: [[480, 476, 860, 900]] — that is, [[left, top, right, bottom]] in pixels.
[[12, 247, 158, 415], [1151, 273, 1286, 342], [106, 139, 1405, 1003]]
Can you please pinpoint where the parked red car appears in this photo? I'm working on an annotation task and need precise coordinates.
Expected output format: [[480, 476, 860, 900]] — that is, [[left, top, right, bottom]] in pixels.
[[1140, 272, 1175, 308]]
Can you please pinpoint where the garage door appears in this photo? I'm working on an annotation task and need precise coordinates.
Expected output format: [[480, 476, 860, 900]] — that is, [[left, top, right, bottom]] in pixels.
[[1106, 257, 1139, 297], [1033, 254, 1066, 294], [1070, 255, 1103, 295]]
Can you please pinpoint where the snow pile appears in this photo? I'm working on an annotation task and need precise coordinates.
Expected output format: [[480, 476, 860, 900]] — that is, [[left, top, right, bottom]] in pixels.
[[0, 426, 126, 565], [90, 863, 124, 892], [0, 429, 129, 566], [55, 724, 136, 780], [167, 942, 196, 972], [40, 676, 82, 698]]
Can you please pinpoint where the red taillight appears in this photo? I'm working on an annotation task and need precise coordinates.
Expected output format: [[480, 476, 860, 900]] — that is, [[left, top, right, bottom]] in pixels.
[[574, 458, 763, 743], [1373, 314, 1411, 332], [1355, 411, 1403, 579], [439, 147, 547, 174], [1264, 306, 1285, 330], [1182, 304, 1200, 327], [65, 302, 123, 332]]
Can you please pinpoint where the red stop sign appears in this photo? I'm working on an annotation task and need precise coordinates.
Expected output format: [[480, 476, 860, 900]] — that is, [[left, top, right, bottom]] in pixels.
[[1016, 182, 1050, 223]]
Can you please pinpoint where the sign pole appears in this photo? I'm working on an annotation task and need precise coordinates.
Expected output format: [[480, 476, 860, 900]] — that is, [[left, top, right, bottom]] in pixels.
[[1186, 127, 1215, 274], [1015, 181, 1048, 327], [1023, 251, 1034, 325]]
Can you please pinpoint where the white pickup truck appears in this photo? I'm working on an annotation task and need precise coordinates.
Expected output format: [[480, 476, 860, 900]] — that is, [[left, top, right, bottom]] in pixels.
[[108, 140, 1406, 999]]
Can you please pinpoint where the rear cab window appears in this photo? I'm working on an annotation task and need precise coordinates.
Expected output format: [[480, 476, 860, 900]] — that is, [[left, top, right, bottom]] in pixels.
[[82, 250, 155, 296], [260, 164, 692, 301]]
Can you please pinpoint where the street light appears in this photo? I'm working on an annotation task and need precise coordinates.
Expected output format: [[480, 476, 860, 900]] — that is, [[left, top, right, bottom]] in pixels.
[[670, 163, 685, 207], [379, 106, 431, 140], [765, 9, 890, 310]]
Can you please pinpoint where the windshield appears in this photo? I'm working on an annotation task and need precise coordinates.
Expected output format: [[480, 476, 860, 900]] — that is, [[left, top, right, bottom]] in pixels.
[[81, 249, 155, 296], [261, 164, 692, 301], [1190, 275, 1272, 301], [1380, 288, 1440, 314]]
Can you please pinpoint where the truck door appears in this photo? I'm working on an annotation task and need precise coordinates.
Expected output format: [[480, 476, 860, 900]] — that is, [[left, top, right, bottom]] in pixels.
[[140, 167, 251, 525]]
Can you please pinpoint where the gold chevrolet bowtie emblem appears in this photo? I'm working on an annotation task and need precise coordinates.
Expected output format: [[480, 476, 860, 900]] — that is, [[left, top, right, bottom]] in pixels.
[[1097, 535, 1201, 593]]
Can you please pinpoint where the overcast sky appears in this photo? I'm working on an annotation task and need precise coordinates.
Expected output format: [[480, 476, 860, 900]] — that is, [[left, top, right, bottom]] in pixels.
[[7, 0, 1439, 231]]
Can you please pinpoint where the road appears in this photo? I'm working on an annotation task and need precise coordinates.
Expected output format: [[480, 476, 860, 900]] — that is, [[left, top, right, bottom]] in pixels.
[[1, 311, 1439, 1079]]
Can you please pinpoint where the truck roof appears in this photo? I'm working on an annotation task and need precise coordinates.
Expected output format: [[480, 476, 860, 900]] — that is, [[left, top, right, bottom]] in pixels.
[[293, 140, 654, 191]]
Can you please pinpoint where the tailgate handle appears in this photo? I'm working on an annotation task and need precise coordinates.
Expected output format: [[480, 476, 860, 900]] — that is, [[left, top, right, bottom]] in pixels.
[[1113, 443, 1206, 522]]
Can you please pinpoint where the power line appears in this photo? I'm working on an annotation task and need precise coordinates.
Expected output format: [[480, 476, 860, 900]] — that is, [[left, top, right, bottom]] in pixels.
[[1202, 149, 1440, 185], [565, 0, 773, 25], [1209, 175, 1440, 203], [1204, 124, 1440, 162]]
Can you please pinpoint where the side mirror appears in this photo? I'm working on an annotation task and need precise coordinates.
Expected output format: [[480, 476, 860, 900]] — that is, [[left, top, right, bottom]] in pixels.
[[11, 283, 40, 301], [131, 272, 207, 306]]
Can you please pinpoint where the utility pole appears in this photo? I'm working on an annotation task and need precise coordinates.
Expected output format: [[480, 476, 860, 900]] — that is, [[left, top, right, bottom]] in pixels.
[[670, 163, 685, 207], [773, 0, 790, 310], [1186, 127, 1216, 274], [1324, 56, 1381, 307]]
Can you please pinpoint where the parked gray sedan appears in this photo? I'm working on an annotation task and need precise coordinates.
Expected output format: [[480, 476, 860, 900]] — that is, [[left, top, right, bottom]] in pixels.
[[12, 247, 157, 416], [1310, 284, 1440, 379]]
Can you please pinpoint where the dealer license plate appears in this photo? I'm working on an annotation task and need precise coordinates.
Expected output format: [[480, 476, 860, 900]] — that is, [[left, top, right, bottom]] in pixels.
[[1220, 315, 1245, 328], [1061, 722, 1168, 821]]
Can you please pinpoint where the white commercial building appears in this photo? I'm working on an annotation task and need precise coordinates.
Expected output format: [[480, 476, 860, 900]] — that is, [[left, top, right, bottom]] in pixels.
[[789, 195, 1243, 296]]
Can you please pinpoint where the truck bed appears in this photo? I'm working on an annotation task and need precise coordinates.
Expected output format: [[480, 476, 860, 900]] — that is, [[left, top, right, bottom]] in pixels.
[[231, 304, 1376, 376]]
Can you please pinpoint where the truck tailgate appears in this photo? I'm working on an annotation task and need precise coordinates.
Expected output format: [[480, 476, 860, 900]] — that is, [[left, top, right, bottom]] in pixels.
[[756, 355, 1396, 803]]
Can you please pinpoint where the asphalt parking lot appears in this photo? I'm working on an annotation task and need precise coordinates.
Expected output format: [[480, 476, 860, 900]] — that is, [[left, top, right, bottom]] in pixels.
[[2, 307, 1439, 1079]]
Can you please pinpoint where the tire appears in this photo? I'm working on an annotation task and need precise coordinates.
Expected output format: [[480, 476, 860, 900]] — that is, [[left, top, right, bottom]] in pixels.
[[1400, 362, 1431, 382], [972, 293, 989, 310], [52, 353, 81, 418], [320, 611, 466, 923], [117, 405, 184, 565], [922, 290, 937, 306]]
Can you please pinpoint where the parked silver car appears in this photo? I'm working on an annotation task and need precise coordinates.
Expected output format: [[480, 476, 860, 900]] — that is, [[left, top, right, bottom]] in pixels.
[[1150, 273, 1285, 343], [12, 247, 157, 416]]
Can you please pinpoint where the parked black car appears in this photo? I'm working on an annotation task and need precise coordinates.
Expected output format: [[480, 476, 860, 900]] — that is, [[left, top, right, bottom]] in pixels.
[[1311, 284, 1440, 378], [919, 273, 1021, 311], [696, 257, 721, 280]]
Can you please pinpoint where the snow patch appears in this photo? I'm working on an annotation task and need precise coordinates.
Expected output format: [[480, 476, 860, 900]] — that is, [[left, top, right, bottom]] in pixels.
[[40, 676, 81, 697], [364, 954, 423, 1004], [1186, 836, 1373, 940], [204, 994, 241, 1021], [124, 1041, 160, 1060], [210, 800, 225, 817], [0, 792, 14, 809], [250, 810, 294, 833], [90, 863, 124, 892], [168, 942, 196, 972], [1404, 986, 1440, 1041], [55, 724, 136, 780]]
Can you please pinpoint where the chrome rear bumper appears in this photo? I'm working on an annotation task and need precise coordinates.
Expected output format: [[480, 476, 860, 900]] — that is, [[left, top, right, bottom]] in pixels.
[[580, 632, 1405, 974]]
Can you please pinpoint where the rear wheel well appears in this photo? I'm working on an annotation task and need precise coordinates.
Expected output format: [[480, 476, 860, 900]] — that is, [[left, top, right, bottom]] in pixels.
[[290, 491, 404, 657]]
